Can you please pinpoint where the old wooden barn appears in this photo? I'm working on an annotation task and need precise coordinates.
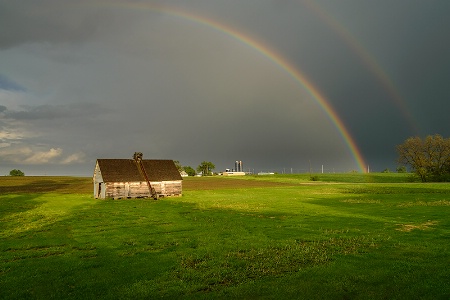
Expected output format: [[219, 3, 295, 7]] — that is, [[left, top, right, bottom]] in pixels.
[[93, 154, 182, 199]]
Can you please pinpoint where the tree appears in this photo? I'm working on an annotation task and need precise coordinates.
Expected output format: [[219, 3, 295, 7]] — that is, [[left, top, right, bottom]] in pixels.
[[183, 166, 196, 177], [9, 169, 25, 176], [196, 161, 215, 176], [173, 160, 183, 172], [396, 166, 407, 173], [397, 134, 450, 182]]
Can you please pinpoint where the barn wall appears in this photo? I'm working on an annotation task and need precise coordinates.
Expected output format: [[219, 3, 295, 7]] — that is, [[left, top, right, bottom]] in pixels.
[[103, 181, 151, 199], [101, 180, 182, 199], [94, 182, 106, 199], [105, 182, 125, 199], [93, 162, 105, 199], [129, 182, 151, 198], [160, 180, 182, 196]]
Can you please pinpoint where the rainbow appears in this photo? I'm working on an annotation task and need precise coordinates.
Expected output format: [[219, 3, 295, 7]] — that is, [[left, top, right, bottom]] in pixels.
[[100, 1, 368, 172], [303, 0, 419, 134]]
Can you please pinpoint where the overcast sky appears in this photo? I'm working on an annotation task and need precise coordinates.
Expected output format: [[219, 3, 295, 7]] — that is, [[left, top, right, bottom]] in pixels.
[[1, 0, 450, 176]]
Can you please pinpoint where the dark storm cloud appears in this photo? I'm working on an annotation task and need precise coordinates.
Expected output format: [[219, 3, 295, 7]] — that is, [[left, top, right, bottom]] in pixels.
[[259, 0, 450, 170], [0, 0, 112, 49], [1, 0, 450, 175], [185, 0, 450, 170]]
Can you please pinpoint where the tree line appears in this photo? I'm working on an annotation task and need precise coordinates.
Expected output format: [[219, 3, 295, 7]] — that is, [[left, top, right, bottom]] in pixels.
[[174, 161, 215, 176], [397, 134, 450, 182], [5, 136, 450, 181], [173, 134, 450, 181]]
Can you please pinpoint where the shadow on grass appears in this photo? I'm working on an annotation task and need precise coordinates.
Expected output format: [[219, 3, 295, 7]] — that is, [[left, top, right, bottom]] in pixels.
[[342, 184, 450, 195], [0, 194, 42, 219], [2, 186, 449, 299], [1, 199, 377, 299], [0, 177, 92, 194]]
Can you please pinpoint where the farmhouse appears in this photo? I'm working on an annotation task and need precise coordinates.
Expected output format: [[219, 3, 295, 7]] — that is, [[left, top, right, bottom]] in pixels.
[[93, 154, 182, 199]]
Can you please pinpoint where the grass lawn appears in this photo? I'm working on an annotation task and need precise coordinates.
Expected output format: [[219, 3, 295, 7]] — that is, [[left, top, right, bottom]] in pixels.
[[1, 174, 449, 299]]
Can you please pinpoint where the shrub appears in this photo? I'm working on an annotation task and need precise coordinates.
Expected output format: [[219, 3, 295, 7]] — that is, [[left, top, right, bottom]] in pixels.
[[396, 166, 407, 173], [9, 169, 25, 176], [310, 175, 319, 181]]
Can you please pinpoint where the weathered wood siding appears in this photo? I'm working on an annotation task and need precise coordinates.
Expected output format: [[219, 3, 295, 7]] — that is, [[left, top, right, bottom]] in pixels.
[[148, 180, 182, 196], [161, 180, 182, 196], [105, 181, 149, 199], [103, 180, 182, 199]]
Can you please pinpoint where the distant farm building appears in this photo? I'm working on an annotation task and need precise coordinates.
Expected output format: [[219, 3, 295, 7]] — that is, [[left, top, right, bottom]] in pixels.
[[223, 160, 246, 176], [222, 171, 246, 176], [93, 153, 182, 199], [235, 160, 243, 172]]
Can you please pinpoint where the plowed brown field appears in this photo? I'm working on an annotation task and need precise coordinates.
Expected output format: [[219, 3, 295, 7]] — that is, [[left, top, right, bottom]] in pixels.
[[0, 176, 92, 194], [182, 177, 295, 190], [0, 176, 294, 194]]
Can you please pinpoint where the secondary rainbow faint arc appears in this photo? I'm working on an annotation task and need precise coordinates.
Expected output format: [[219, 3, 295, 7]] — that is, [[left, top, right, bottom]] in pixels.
[[302, 0, 419, 134], [106, 2, 367, 172]]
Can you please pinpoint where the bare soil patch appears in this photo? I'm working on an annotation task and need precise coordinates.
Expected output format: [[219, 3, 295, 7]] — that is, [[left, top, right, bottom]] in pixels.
[[183, 177, 295, 191], [396, 220, 438, 232], [0, 177, 92, 194], [0, 176, 294, 194]]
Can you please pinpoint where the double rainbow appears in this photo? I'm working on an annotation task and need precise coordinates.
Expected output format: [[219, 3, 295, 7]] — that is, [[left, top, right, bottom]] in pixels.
[[100, 2, 368, 172]]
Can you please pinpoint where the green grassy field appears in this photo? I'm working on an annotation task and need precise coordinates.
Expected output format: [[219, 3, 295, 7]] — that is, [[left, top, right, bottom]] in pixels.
[[1, 174, 449, 299]]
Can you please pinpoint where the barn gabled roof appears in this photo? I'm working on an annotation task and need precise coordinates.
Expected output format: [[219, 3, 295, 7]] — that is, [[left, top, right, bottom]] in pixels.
[[96, 159, 182, 183]]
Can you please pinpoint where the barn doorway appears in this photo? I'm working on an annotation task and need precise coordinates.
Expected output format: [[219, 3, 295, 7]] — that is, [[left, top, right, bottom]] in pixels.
[[97, 182, 103, 198]]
